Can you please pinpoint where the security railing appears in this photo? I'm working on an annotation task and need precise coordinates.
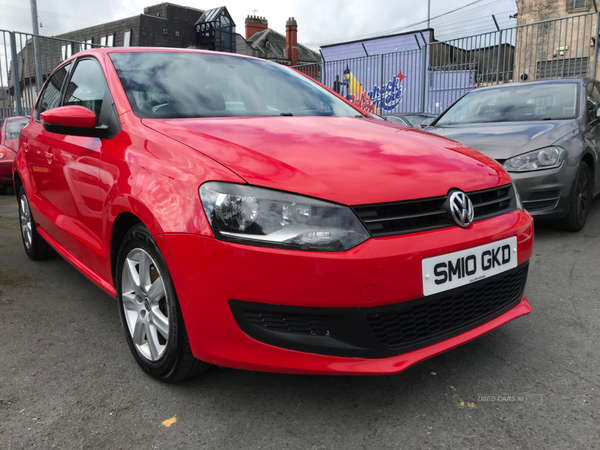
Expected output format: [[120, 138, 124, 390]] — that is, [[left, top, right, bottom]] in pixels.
[[295, 12, 600, 116], [1, 30, 103, 123], [1, 12, 600, 123]]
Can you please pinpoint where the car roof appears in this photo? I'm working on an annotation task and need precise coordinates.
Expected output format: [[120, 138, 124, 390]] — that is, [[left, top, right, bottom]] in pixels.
[[63, 46, 262, 63]]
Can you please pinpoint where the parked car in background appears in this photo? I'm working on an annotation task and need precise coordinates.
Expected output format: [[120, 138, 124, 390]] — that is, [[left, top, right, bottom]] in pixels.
[[0, 116, 29, 194], [15, 48, 533, 382], [383, 113, 437, 128], [425, 79, 600, 231]]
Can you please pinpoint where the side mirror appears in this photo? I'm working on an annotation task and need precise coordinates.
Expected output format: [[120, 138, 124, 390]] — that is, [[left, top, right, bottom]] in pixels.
[[420, 118, 435, 129], [41, 106, 108, 138]]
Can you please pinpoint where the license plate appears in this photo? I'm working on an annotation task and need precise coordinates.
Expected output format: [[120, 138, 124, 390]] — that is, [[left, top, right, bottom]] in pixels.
[[422, 237, 518, 296]]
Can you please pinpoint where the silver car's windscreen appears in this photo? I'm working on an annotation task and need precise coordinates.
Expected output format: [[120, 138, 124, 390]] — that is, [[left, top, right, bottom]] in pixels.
[[436, 83, 579, 125], [109, 52, 360, 119]]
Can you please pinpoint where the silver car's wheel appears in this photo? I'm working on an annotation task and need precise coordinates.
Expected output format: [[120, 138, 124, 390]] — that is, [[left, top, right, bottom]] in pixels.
[[121, 248, 170, 362], [116, 223, 211, 382], [554, 163, 592, 232]]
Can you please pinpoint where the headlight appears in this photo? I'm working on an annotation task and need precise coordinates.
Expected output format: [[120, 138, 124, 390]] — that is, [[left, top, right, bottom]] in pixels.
[[200, 182, 370, 252], [503, 147, 565, 172]]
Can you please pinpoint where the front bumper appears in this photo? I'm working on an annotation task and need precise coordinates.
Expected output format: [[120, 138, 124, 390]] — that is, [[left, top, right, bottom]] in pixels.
[[510, 161, 578, 219], [154, 210, 534, 375]]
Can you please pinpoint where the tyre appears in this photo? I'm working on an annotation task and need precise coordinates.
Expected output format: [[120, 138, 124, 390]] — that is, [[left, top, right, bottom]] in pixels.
[[554, 163, 592, 232], [18, 186, 56, 260], [116, 224, 211, 382]]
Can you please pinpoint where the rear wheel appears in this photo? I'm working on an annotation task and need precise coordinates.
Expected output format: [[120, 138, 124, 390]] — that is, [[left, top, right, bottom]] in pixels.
[[116, 224, 211, 382], [18, 186, 55, 260], [554, 163, 592, 232]]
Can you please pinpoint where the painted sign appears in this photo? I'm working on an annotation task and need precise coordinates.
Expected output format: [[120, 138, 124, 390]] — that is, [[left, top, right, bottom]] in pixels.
[[348, 72, 407, 114], [321, 32, 476, 115]]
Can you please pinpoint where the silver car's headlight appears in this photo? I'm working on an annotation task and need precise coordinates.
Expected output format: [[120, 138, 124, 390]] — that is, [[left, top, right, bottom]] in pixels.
[[200, 182, 370, 252], [503, 147, 565, 172]]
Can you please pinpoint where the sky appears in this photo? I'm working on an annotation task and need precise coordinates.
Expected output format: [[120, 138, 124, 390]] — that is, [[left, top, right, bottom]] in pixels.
[[0, 0, 519, 48]]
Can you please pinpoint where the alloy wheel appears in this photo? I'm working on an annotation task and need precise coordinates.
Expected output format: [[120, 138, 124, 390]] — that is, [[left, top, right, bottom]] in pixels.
[[19, 194, 33, 250], [121, 248, 170, 361], [576, 168, 590, 223]]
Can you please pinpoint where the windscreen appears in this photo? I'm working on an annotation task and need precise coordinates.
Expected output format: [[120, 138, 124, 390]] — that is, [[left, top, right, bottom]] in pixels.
[[5, 118, 29, 140], [109, 52, 360, 119], [403, 115, 435, 127], [436, 83, 578, 125]]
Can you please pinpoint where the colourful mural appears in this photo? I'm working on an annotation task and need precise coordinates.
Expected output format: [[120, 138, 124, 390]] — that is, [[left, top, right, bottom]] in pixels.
[[348, 71, 407, 114]]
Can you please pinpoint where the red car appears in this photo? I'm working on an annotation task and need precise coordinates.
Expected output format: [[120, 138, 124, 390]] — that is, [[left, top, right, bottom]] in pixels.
[[14, 48, 534, 382], [0, 116, 29, 194]]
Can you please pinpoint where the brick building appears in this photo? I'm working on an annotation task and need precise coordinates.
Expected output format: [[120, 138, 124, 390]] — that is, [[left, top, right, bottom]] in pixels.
[[10, 3, 238, 109], [242, 16, 320, 66], [10, 2, 320, 111]]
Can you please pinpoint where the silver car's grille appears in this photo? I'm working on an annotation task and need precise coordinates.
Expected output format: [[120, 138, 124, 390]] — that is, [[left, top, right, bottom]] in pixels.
[[353, 184, 516, 237]]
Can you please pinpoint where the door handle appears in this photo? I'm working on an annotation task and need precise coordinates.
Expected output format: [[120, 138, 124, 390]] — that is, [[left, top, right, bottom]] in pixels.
[[44, 150, 53, 164]]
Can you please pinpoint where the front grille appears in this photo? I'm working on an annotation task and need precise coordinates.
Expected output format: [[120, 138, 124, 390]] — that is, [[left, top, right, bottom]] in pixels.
[[230, 263, 528, 358], [523, 189, 561, 212], [366, 264, 527, 351], [353, 184, 516, 237]]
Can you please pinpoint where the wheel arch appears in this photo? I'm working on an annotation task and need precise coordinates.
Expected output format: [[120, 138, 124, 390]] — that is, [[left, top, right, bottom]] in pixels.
[[581, 150, 596, 194], [13, 170, 23, 199], [110, 212, 144, 287]]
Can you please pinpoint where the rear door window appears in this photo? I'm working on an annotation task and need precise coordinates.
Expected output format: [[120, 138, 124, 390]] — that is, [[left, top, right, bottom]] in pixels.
[[37, 62, 72, 119]]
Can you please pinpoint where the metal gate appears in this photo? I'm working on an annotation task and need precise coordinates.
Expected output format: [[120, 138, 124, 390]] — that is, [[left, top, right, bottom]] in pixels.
[[294, 12, 600, 115], [1, 30, 102, 122]]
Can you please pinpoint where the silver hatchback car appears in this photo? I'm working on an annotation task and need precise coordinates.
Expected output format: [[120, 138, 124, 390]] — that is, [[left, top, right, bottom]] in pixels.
[[425, 79, 600, 231]]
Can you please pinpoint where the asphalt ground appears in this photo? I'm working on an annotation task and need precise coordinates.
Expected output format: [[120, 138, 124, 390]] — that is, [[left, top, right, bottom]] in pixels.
[[1, 186, 599, 450]]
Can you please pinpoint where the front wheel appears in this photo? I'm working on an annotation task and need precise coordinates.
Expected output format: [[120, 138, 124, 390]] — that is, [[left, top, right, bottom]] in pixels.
[[116, 224, 211, 382], [554, 163, 592, 232]]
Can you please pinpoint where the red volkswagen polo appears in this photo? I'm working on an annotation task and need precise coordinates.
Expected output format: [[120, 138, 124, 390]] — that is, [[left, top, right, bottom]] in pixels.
[[14, 48, 534, 382]]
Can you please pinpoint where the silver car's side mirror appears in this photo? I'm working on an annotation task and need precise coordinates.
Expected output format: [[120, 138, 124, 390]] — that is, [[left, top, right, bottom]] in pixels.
[[421, 118, 435, 129]]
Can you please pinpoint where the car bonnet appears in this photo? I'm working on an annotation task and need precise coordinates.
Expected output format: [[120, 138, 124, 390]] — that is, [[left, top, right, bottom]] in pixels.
[[143, 116, 512, 205]]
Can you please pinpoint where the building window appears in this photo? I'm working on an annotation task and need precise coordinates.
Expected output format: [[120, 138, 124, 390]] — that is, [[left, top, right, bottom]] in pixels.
[[100, 34, 114, 47], [175, 31, 180, 37], [61, 43, 72, 61], [568, 0, 588, 10], [163, 28, 168, 34], [124, 30, 131, 47], [537, 57, 588, 79]]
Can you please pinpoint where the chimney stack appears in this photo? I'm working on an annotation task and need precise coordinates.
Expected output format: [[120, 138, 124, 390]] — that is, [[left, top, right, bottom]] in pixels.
[[245, 15, 268, 40], [285, 17, 298, 66]]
